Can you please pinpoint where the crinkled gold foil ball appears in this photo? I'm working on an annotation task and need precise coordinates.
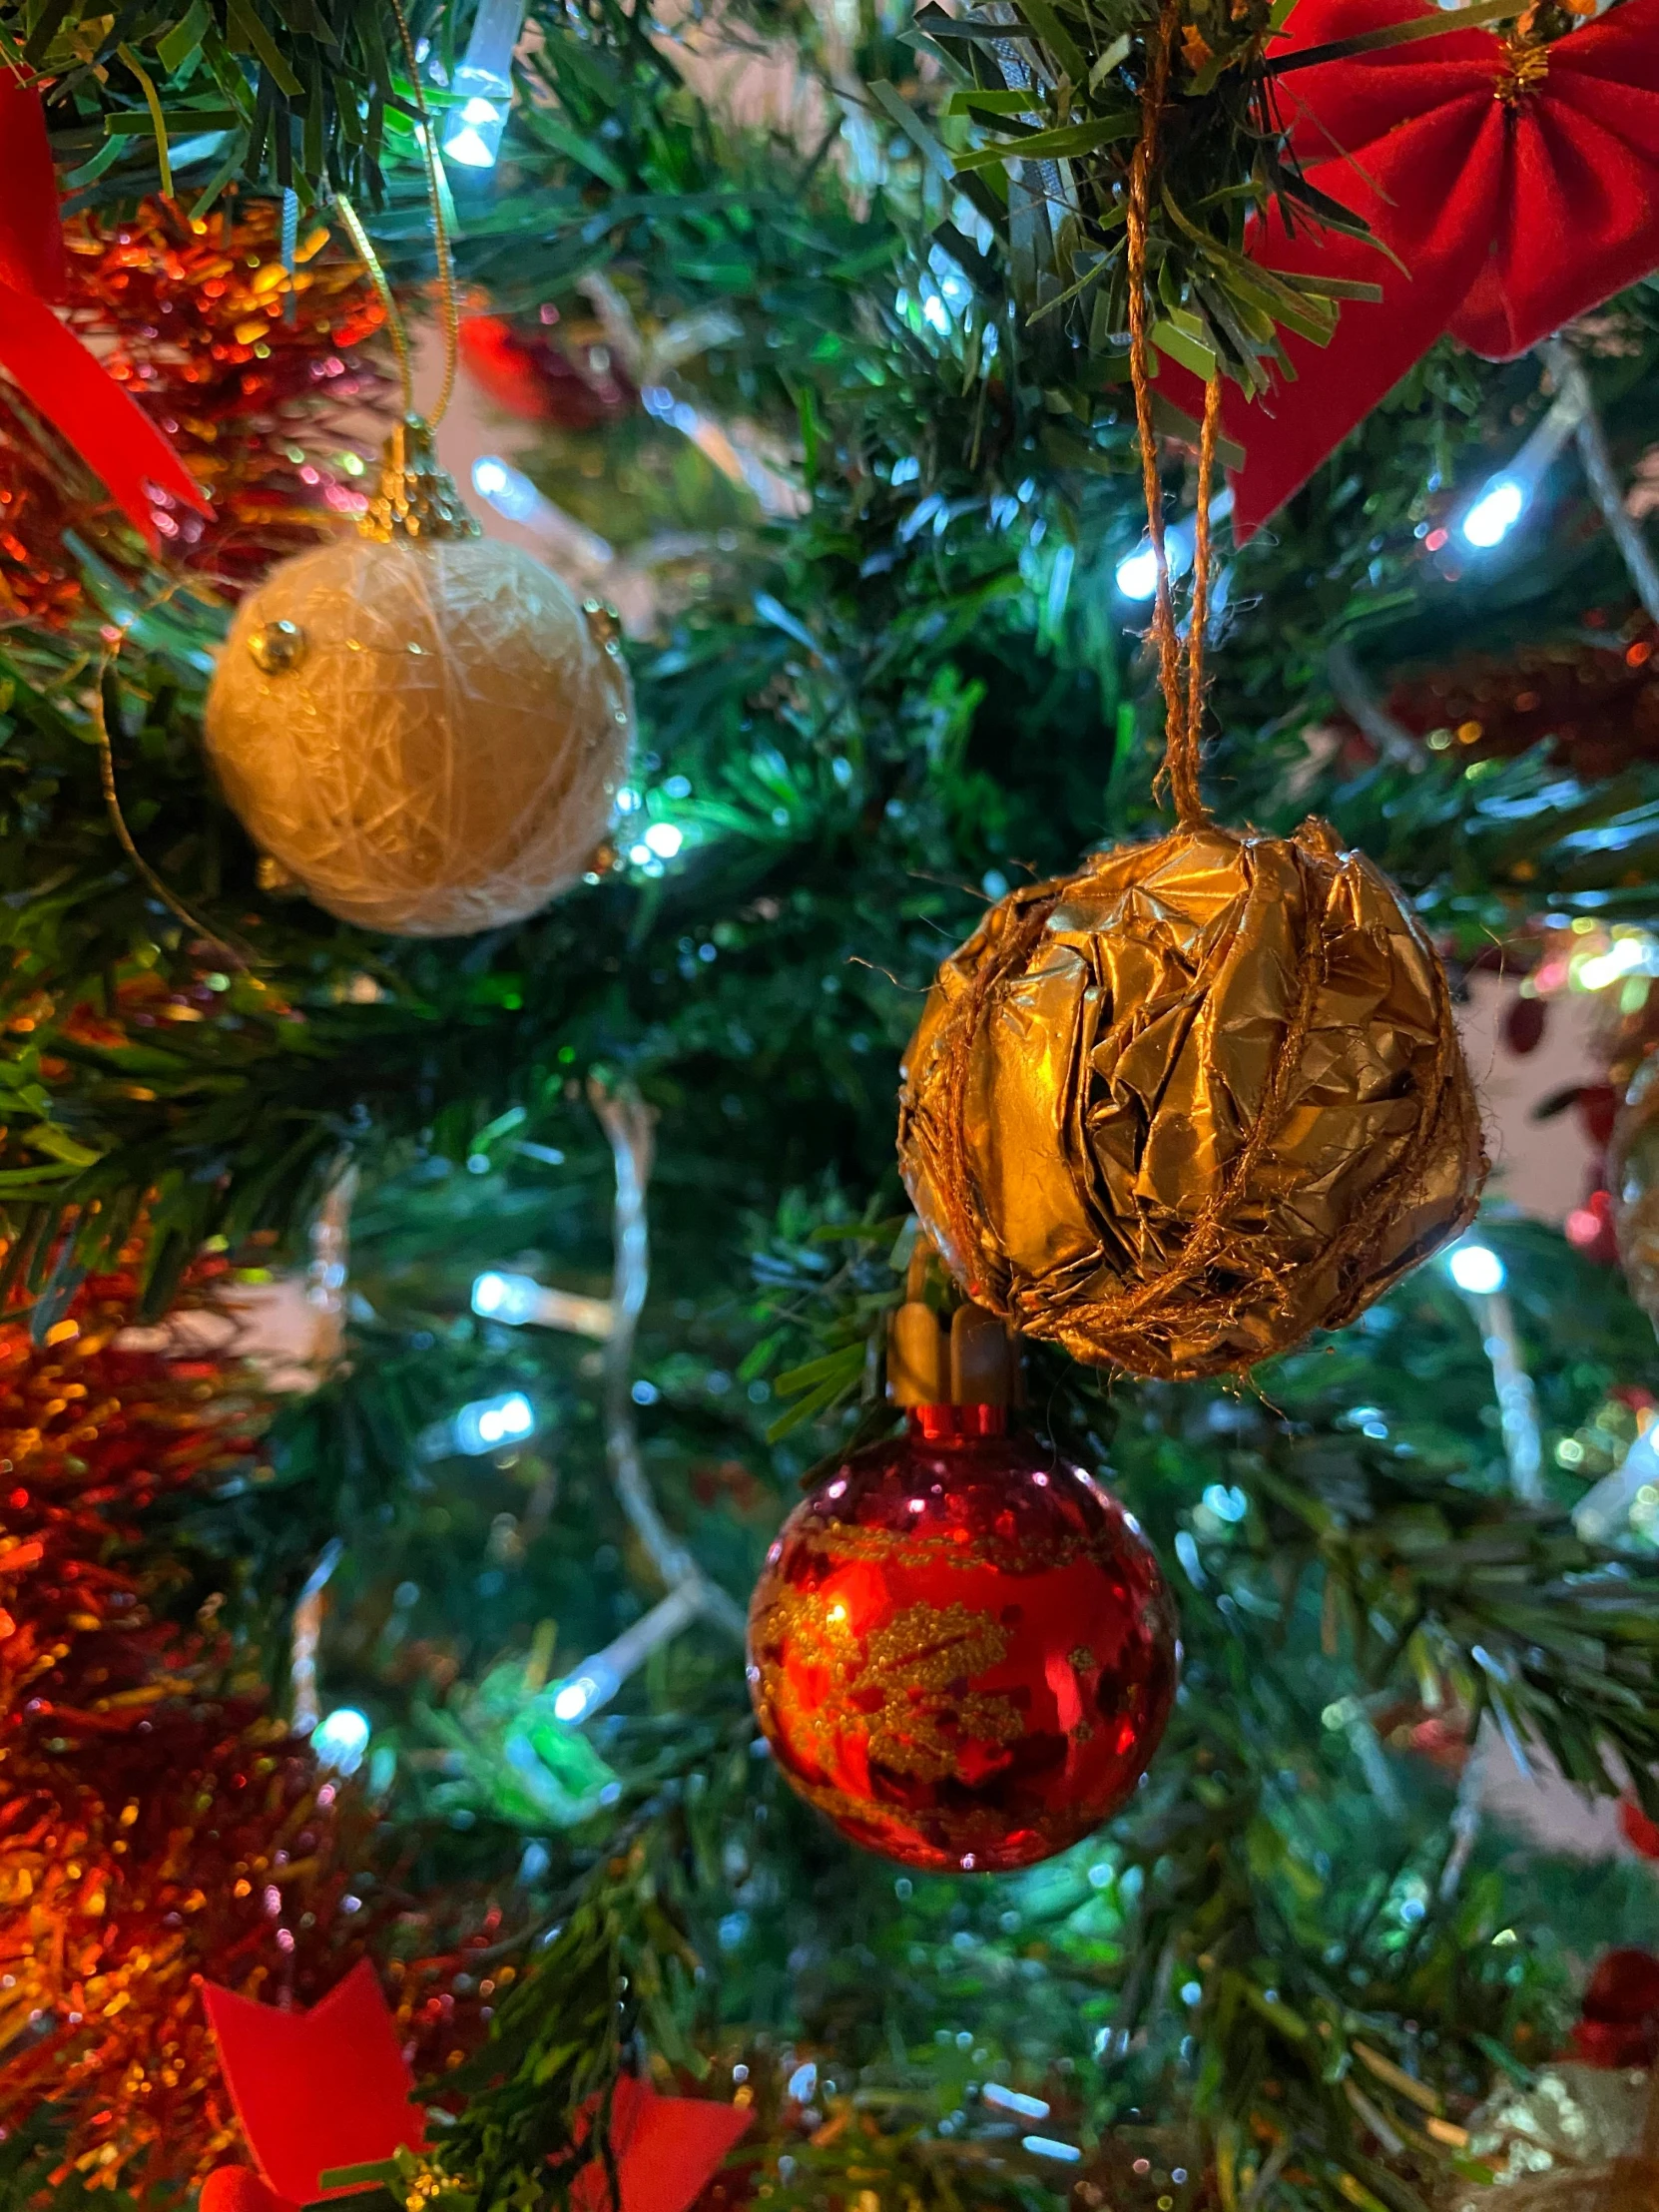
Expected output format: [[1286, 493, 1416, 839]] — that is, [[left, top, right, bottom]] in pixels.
[[204, 535, 632, 936], [897, 819, 1487, 1382]]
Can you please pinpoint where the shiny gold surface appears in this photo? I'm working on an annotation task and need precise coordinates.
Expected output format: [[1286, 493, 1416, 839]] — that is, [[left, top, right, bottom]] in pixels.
[[247, 618, 307, 675], [358, 416, 481, 544], [898, 819, 1487, 1381]]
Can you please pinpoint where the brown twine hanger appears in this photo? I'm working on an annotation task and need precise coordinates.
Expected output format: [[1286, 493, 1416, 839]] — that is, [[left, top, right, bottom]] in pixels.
[[905, 20, 1485, 1374], [1125, 0, 1222, 829]]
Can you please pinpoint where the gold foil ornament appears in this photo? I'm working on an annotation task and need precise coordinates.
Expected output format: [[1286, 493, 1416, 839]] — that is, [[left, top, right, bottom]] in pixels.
[[892, 24, 1486, 1382], [897, 818, 1487, 1381], [203, 418, 632, 937]]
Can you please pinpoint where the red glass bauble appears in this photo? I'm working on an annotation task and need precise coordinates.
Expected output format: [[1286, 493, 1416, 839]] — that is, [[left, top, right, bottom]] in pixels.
[[1583, 1946, 1659, 2026], [460, 313, 635, 430], [746, 1410, 1178, 1872], [1569, 1946, 1659, 2068]]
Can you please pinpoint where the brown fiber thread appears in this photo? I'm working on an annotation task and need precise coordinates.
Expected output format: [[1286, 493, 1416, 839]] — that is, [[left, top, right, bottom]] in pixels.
[[1126, 0, 1220, 828]]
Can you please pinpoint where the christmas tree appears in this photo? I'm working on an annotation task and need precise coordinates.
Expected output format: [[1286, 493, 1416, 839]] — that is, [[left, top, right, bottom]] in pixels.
[[5, 1, 1659, 2209]]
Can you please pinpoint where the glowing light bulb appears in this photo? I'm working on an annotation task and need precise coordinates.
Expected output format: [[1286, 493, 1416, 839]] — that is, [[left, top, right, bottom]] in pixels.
[[1115, 543, 1161, 600], [472, 1270, 542, 1324], [439, 0, 524, 170], [1447, 1242, 1505, 1296], [1578, 934, 1651, 991], [552, 1675, 600, 1722], [643, 822, 683, 858], [451, 1389, 536, 1455], [1115, 489, 1233, 599], [1461, 478, 1526, 550], [312, 1706, 371, 1774], [470, 454, 542, 524], [982, 2085, 1050, 2120]]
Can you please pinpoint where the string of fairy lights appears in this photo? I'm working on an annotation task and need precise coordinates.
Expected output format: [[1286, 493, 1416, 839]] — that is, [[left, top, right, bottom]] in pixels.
[[284, 0, 1659, 1851]]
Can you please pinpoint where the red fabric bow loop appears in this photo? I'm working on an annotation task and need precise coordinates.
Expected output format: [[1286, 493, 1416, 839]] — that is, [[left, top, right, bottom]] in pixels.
[[203, 1961, 425, 2209], [202, 1963, 752, 2212], [0, 74, 209, 546], [1159, 0, 1659, 535]]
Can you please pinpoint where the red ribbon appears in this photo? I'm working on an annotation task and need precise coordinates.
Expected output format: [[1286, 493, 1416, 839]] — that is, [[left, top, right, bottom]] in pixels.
[[1161, 0, 1659, 538], [201, 1961, 752, 2212], [203, 1961, 425, 2210], [0, 74, 209, 547]]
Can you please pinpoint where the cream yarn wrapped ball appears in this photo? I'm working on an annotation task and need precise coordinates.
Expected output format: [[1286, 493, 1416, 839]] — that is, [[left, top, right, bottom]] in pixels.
[[204, 421, 632, 938]]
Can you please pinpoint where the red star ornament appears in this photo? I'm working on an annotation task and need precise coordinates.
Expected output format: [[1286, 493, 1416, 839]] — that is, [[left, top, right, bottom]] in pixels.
[[1160, 0, 1659, 537]]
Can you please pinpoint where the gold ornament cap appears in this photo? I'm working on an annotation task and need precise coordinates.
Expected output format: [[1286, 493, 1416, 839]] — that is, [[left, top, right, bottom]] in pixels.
[[887, 1234, 1017, 1407], [359, 415, 482, 543]]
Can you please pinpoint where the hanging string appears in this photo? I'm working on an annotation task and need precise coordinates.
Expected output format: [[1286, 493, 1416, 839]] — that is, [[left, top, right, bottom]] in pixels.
[[1125, 0, 1220, 829], [87, 590, 261, 970], [333, 192, 415, 415], [388, 0, 461, 429], [331, 0, 462, 430], [1186, 376, 1222, 757]]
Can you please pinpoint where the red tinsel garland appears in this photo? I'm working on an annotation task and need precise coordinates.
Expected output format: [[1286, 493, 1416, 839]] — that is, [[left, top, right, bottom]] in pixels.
[[0, 195, 392, 628], [0, 1262, 259, 1727], [0, 1263, 488, 2195]]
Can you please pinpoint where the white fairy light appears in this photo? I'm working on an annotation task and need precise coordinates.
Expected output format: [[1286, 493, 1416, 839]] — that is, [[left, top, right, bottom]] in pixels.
[[547, 1579, 708, 1724], [1446, 1242, 1505, 1296], [440, 0, 527, 170], [1115, 488, 1235, 600], [1460, 478, 1525, 549], [472, 1271, 614, 1339], [312, 1706, 371, 1775], [1445, 1241, 1542, 1504], [1454, 367, 1589, 554], [419, 1388, 537, 1458]]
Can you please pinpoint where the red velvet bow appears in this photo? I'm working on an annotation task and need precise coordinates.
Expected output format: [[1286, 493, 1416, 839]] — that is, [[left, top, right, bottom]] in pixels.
[[1162, 0, 1659, 538], [0, 74, 208, 546], [200, 1962, 751, 2212]]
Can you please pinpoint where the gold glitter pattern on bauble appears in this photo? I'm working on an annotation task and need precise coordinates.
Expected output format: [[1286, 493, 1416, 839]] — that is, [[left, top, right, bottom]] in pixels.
[[756, 1593, 1022, 1783]]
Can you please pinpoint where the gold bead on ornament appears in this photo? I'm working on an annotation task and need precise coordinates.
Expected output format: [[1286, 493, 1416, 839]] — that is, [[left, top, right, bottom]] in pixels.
[[248, 619, 307, 675]]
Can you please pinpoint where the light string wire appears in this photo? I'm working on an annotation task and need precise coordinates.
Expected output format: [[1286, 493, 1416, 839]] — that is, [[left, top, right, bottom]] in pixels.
[[1124, 0, 1221, 828], [589, 1075, 748, 1642]]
